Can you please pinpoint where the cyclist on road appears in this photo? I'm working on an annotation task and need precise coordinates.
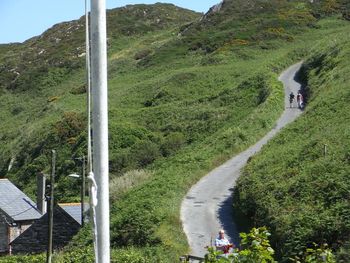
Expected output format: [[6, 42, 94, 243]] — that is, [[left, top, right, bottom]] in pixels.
[[289, 92, 295, 108], [297, 91, 303, 109]]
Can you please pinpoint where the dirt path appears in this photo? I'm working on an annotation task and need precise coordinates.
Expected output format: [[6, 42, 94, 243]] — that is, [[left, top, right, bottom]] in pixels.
[[180, 62, 304, 257]]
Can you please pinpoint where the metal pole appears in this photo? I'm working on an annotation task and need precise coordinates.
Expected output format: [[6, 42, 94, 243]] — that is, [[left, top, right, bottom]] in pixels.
[[46, 150, 56, 263], [90, 0, 110, 262], [81, 156, 86, 227], [324, 144, 327, 157], [85, 1, 99, 261]]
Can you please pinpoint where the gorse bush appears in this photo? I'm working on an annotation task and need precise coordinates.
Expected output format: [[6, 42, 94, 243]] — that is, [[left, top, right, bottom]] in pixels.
[[54, 111, 85, 142]]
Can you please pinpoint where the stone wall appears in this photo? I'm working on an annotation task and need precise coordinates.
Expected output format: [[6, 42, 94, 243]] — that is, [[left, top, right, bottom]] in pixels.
[[0, 221, 8, 253], [0, 215, 35, 253], [9, 221, 32, 243], [10, 206, 81, 254]]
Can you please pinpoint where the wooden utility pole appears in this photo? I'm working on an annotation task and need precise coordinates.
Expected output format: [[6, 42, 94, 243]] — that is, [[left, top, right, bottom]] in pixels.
[[86, 0, 92, 174], [46, 150, 56, 263], [81, 155, 86, 227]]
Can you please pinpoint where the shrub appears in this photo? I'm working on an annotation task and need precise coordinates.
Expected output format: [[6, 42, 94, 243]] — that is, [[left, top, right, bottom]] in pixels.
[[131, 140, 160, 167], [11, 105, 24, 115], [204, 228, 336, 263], [204, 227, 276, 263], [70, 84, 87, 95], [161, 132, 186, 156], [111, 200, 163, 246], [110, 150, 133, 173], [54, 112, 85, 142], [0, 254, 45, 263], [336, 241, 350, 262], [143, 89, 171, 107], [291, 243, 336, 263], [134, 49, 152, 60]]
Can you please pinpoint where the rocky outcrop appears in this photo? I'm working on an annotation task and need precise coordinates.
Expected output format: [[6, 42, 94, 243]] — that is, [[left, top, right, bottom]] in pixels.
[[178, 1, 226, 36], [200, 0, 225, 21]]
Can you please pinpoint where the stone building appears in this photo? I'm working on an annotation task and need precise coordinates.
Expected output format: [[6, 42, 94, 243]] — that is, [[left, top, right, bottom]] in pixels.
[[9, 205, 82, 254], [0, 179, 42, 254], [1, 174, 87, 255]]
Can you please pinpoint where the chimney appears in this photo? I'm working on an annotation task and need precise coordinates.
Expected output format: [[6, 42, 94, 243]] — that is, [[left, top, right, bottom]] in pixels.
[[37, 172, 47, 214]]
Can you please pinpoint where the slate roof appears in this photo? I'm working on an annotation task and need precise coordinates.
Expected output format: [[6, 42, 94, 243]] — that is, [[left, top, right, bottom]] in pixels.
[[0, 179, 42, 221], [59, 203, 89, 225]]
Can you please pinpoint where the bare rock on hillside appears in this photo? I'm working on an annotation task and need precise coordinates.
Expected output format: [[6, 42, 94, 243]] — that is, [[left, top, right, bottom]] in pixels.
[[200, 0, 225, 21]]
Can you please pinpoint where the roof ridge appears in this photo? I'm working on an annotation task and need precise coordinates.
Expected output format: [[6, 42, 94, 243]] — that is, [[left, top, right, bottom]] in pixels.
[[59, 202, 82, 206]]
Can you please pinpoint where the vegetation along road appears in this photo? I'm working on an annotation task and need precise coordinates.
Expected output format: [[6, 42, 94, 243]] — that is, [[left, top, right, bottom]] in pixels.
[[181, 62, 304, 257]]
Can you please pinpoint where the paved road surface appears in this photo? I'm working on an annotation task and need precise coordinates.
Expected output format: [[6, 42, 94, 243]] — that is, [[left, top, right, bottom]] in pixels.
[[180, 62, 304, 258]]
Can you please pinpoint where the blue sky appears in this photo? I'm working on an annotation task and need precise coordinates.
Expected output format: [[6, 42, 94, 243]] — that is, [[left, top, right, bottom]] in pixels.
[[0, 0, 220, 44]]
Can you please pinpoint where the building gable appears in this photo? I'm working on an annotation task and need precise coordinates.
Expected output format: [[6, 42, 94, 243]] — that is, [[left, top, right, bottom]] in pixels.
[[10, 205, 81, 254]]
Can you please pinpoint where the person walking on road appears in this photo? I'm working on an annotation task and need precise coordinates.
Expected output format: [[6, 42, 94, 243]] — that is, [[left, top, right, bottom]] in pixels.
[[289, 92, 295, 108], [297, 91, 303, 109]]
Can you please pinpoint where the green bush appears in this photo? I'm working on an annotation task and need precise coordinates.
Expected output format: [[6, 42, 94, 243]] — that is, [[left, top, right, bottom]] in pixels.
[[203, 228, 337, 263], [54, 112, 85, 142], [0, 254, 45, 263], [131, 140, 161, 167], [291, 243, 336, 263], [204, 227, 276, 263], [134, 49, 152, 60], [335, 242, 350, 262], [161, 132, 186, 156], [70, 84, 87, 95]]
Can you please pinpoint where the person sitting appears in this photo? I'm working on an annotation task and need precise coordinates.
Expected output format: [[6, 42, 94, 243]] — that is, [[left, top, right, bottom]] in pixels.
[[215, 229, 232, 254]]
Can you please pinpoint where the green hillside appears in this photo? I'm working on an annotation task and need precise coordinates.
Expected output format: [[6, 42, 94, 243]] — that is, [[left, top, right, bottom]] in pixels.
[[0, 3, 201, 200], [0, 0, 349, 262], [234, 20, 350, 263]]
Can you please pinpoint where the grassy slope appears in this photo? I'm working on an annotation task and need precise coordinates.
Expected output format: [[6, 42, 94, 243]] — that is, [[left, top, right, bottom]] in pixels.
[[0, 4, 200, 200], [233, 19, 350, 262], [104, 18, 350, 262], [0, 1, 349, 262]]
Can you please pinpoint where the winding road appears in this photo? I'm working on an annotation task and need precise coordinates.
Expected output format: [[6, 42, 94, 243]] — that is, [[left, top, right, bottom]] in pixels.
[[180, 62, 304, 257]]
